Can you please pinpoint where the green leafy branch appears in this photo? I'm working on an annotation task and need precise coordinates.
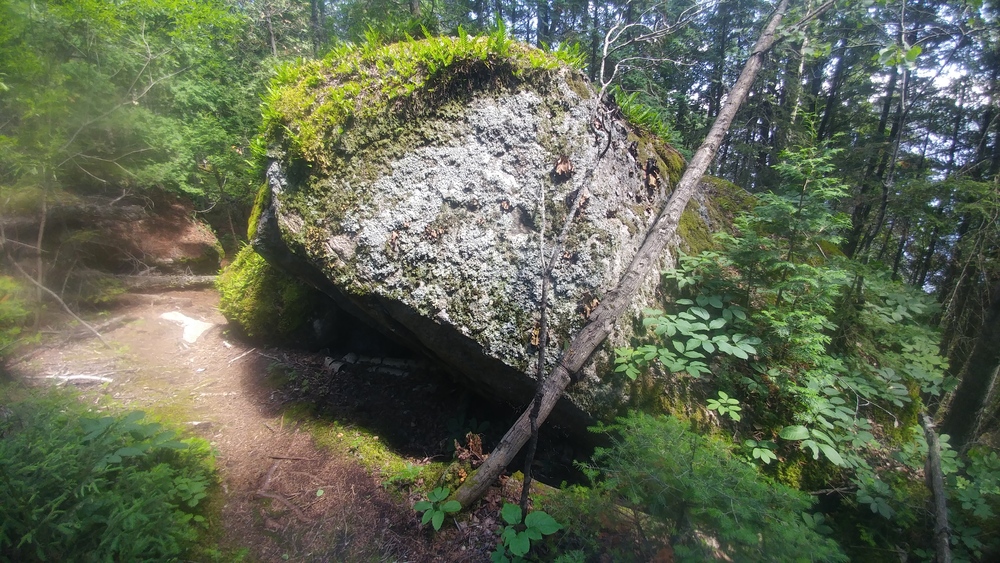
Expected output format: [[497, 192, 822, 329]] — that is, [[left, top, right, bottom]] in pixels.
[[707, 391, 742, 422], [614, 294, 757, 381], [414, 487, 461, 531]]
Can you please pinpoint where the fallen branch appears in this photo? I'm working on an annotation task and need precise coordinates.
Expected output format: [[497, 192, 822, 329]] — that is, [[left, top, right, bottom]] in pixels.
[[256, 459, 313, 522], [922, 414, 952, 563], [455, 0, 797, 509], [255, 491, 313, 523], [229, 347, 257, 365], [39, 374, 114, 384], [4, 254, 111, 349]]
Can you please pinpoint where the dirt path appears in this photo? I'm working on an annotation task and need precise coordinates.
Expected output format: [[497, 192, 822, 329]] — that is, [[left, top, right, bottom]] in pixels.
[[9, 289, 504, 562]]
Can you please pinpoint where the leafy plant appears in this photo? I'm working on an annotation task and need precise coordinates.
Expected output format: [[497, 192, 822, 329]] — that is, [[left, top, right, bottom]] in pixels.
[[614, 295, 757, 381], [707, 391, 742, 421], [0, 275, 32, 356], [491, 503, 562, 563], [744, 439, 778, 465], [414, 487, 461, 531], [0, 386, 215, 561], [582, 413, 846, 562]]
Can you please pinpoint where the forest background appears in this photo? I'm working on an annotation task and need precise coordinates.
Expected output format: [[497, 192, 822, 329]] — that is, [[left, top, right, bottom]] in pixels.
[[1, 0, 999, 561]]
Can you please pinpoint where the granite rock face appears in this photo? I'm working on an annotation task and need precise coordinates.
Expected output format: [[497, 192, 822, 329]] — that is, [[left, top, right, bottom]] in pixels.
[[251, 39, 732, 433]]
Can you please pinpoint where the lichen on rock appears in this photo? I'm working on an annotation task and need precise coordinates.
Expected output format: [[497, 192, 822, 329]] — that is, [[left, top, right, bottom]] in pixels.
[[244, 35, 731, 434]]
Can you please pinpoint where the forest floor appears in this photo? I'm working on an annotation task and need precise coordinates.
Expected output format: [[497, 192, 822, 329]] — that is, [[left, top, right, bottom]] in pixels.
[[6, 288, 538, 562]]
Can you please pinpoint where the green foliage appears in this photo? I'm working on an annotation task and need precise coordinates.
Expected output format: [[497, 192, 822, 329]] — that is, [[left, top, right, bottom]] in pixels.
[[613, 136, 985, 558], [707, 391, 742, 421], [0, 275, 32, 357], [614, 296, 756, 381], [613, 87, 680, 145], [216, 245, 323, 340], [491, 503, 563, 563], [947, 447, 1000, 560], [583, 413, 846, 562], [413, 487, 461, 531], [0, 386, 214, 561], [0, 0, 256, 208]]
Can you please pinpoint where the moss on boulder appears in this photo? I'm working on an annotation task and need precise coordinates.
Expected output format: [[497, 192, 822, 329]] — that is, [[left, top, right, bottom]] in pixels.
[[245, 35, 743, 434], [216, 246, 324, 341]]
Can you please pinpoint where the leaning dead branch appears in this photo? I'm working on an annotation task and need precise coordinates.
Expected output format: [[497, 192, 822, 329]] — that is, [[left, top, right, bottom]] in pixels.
[[455, 0, 799, 509]]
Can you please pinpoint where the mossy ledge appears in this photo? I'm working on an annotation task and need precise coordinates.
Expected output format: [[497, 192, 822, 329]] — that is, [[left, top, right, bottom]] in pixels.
[[259, 33, 582, 170]]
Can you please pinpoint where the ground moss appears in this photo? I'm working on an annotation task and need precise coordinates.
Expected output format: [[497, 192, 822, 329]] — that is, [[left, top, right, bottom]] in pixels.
[[216, 246, 324, 340]]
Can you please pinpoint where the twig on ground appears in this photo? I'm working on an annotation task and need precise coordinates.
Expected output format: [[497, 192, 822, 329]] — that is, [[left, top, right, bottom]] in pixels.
[[229, 347, 257, 365]]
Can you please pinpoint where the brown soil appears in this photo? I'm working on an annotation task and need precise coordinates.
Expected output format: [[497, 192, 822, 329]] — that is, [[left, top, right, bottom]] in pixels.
[[7, 288, 529, 562]]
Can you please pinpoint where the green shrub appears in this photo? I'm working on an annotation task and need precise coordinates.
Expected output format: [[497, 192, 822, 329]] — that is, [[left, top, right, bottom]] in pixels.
[[0, 386, 215, 562], [582, 413, 847, 562], [0, 275, 32, 358], [216, 245, 323, 340]]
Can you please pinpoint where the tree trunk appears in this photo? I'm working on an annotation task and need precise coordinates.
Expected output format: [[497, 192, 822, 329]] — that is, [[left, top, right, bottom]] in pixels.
[[453, 0, 795, 508], [942, 281, 1000, 449]]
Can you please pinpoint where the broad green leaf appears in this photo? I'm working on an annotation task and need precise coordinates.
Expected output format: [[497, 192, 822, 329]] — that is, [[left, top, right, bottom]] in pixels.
[[508, 531, 531, 556], [441, 500, 461, 513], [780, 425, 810, 440], [817, 444, 845, 466], [431, 509, 445, 530], [524, 511, 562, 534], [501, 503, 522, 526]]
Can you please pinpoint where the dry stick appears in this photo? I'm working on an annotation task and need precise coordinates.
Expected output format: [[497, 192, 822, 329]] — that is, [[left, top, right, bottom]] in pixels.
[[5, 253, 112, 349], [455, 0, 794, 509], [922, 414, 952, 563], [519, 132, 608, 514]]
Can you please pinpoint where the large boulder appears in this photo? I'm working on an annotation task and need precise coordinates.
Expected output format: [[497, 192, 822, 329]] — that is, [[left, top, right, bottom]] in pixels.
[[250, 37, 742, 433]]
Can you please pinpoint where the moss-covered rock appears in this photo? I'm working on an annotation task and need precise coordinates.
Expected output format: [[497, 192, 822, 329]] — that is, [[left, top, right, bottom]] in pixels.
[[249, 35, 737, 436], [216, 246, 324, 341]]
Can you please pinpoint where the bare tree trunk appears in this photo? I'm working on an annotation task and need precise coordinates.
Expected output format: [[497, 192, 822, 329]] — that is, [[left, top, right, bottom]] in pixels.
[[266, 15, 277, 57], [454, 0, 795, 509], [922, 414, 952, 563], [942, 281, 1000, 448]]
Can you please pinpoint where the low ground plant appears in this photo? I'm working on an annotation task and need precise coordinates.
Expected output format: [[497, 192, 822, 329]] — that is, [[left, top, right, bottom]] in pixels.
[[0, 385, 215, 561]]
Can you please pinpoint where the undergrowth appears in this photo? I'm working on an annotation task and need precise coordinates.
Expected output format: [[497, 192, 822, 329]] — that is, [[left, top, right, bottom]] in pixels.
[[0, 384, 216, 562]]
